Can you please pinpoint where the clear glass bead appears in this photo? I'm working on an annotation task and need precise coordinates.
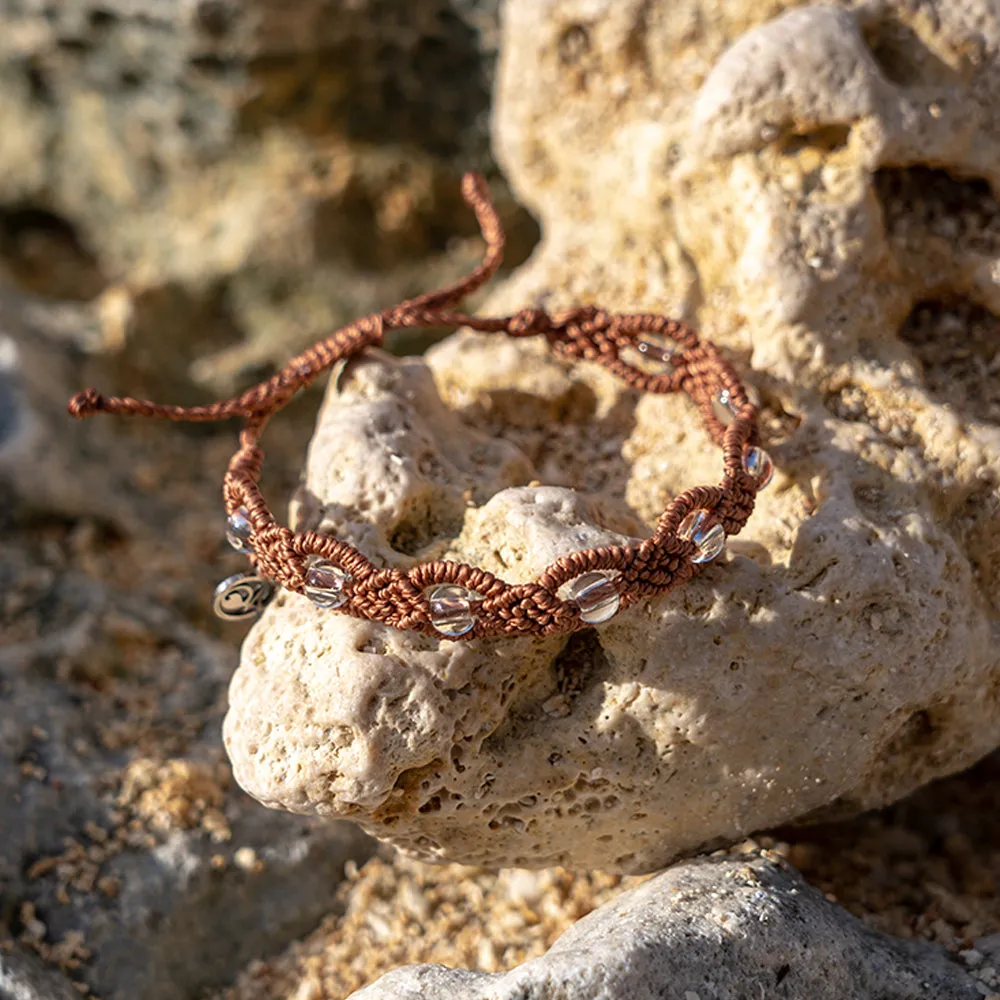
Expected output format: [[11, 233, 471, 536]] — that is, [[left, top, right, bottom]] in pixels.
[[678, 509, 727, 564], [428, 584, 477, 637], [620, 334, 676, 374], [566, 571, 620, 624], [226, 507, 253, 554], [638, 336, 676, 362], [711, 388, 740, 426], [304, 559, 351, 609], [743, 446, 774, 489]]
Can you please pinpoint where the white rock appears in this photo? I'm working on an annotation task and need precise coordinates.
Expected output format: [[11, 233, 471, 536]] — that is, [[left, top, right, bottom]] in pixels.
[[224, 0, 1000, 872], [348, 855, 982, 1000]]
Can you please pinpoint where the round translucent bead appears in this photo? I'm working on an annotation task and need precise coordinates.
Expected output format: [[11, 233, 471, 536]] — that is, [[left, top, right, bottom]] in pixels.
[[711, 388, 740, 426], [637, 335, 676, 363], [743, 446, 774, 488], [225, 507, 254, 554], [678, 509, 727, 564], [566, 571, 621, 624], [304, 559, 352, 609], [428, 584, 477, 637], [620, 333, 676, 374]]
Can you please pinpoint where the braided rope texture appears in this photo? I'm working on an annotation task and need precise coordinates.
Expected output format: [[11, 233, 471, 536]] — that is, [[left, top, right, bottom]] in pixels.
[[68, 172, 763, 639]]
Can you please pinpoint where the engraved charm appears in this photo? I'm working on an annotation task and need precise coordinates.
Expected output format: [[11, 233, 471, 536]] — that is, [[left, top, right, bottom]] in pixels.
[[212, 573, 275, 621]]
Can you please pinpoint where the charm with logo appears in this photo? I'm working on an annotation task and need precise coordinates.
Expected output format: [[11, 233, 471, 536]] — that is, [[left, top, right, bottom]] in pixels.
[[212, 573, 275, 621]]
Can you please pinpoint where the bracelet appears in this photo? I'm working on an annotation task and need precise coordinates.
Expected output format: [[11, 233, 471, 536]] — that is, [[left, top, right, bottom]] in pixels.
[[68, 173, 772, 639]]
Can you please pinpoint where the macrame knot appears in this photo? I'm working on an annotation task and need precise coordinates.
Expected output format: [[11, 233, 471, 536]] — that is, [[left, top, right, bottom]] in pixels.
[[507, 308, 551, 337], [67, 388, 105, 418]]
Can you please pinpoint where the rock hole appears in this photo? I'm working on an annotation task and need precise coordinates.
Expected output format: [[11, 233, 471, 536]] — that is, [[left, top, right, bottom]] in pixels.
[[0, 206, 105, 300], [852, 483, 886, 516], [387, 498, 464, 557], [196, 0, 233, 36], [416, 450, 447, 482], [558, 24, 590, 65], [874, 167, 998, 249], [553, 627, 610, 700], [778, 124, 850, 155], [88, 10, 115, 30], [25, 64, 53, 105], [387, 518, 430, 557], [860, 17, 959, 87], [898, 299, 1000, 426], [356, 635, 387, 656], [886, 709, 938, 756]]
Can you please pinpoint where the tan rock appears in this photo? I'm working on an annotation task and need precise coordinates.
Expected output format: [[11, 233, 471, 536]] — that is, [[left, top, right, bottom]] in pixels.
[[223, 0, 1000, 872]]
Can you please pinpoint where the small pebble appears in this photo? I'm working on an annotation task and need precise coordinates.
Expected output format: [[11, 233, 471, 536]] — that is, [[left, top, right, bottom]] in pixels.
[[234, 847, 259, 871]]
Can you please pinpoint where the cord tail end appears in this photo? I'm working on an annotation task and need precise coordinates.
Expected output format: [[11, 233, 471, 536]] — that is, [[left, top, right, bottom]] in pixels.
[[67, 388, 105, 418]]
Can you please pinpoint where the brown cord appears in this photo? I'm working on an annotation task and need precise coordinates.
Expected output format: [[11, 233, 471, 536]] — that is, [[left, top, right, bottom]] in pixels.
[[68, 172, 766, 639]]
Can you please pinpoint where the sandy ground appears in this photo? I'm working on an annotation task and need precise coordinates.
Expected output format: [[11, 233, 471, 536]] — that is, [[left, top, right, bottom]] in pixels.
[[214, 749, 999, 1000]]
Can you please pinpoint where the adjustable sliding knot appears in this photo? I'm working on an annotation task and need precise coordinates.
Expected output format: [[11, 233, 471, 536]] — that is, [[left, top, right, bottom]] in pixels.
[[506, 308, 552, 337]]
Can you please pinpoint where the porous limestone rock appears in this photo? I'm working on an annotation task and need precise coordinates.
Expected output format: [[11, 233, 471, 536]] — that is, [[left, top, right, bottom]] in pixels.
[[223, 0, 1000, 872], [349, 854, 982, 1000]]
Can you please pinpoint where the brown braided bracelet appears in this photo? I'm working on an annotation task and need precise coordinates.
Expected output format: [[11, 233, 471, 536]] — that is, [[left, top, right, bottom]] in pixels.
[[68, 172, 773, 639]]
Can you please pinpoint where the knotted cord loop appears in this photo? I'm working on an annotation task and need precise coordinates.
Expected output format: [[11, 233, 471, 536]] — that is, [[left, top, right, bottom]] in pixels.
[[68, 171, 771, 638]]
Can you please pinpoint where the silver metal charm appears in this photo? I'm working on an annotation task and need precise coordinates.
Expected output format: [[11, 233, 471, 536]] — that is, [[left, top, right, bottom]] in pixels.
[[212, 573, 275, 621]]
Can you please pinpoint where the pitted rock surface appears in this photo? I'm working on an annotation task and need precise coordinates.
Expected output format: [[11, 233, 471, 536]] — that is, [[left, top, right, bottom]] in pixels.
[[223, 0, 1000, 872]]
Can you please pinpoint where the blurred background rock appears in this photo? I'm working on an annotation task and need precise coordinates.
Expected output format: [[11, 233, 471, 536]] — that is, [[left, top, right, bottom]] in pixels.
[[0, 3, 534, 998], [0, 0, 538, 400]]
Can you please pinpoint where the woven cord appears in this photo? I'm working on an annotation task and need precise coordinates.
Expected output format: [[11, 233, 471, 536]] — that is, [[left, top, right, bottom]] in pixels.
[[68, 172, 764, 639]]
